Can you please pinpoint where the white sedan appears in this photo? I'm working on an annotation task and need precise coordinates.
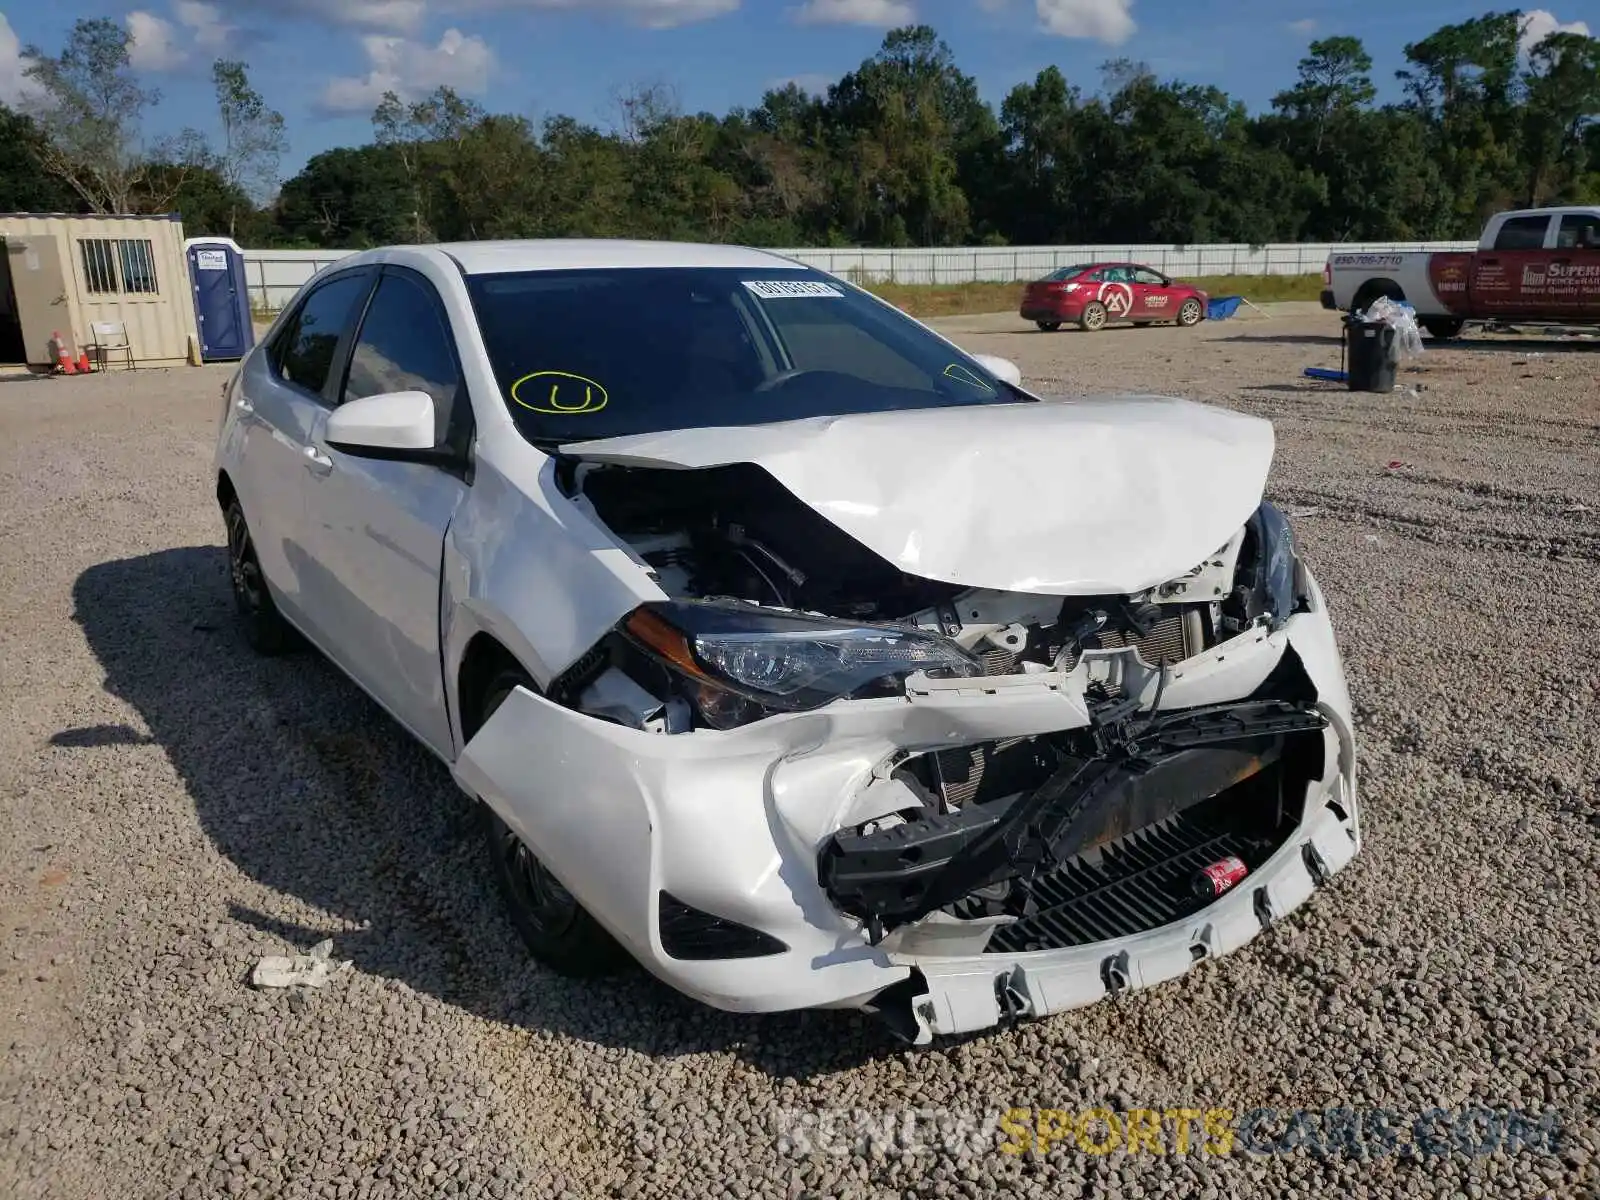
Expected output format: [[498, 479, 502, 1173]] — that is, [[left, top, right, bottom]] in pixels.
[[214, 239, 1360, 1043]]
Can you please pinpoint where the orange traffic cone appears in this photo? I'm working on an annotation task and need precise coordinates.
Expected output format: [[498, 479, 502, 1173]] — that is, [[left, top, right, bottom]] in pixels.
[[52, 332, 77, 375], [76, 351, 91, 373]]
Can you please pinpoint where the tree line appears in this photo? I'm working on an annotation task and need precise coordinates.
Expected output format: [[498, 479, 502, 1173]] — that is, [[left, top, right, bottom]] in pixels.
[[2, 13, 1597, 251]]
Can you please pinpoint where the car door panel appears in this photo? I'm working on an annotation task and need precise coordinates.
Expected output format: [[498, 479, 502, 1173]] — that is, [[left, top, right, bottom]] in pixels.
[[300, 268, 472, 758], [1131, 268, 1170, 320], [232, 270, 374, 630]]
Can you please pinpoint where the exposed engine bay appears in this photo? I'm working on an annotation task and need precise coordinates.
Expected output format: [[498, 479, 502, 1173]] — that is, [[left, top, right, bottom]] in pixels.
[[560, 460, 1294, 695]]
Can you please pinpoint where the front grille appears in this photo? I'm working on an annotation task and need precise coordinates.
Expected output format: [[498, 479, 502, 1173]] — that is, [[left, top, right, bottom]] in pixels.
[[978, 788, 1291, 954], [657, 891, 788, 960]]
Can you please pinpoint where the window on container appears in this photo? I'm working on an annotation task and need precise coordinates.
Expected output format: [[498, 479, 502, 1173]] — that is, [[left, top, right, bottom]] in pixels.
[[80, 240, 119, 294], [78, 238, 160, 295], [118, 240, 158, 293]]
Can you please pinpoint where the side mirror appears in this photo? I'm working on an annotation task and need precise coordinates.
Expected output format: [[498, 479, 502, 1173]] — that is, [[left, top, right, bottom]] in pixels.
[[325, 390, 437, 454], [971, 353, 1023, 388]]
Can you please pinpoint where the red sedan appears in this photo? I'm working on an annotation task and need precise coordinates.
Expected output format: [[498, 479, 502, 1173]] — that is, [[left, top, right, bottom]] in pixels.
[[1020, 262, 1208, 332]]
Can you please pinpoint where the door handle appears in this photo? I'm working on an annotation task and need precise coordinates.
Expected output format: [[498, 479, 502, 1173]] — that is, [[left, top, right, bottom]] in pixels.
[[302, 445, 333, 476]]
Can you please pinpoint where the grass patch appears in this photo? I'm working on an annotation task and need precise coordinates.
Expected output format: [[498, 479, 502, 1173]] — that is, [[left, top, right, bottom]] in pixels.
[[867, 273, 1323, 317]]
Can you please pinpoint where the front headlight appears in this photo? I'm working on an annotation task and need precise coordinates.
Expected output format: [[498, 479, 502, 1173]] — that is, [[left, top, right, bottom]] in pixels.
[[624, 601, 982, 728], [1225, 501, 1302, 631]]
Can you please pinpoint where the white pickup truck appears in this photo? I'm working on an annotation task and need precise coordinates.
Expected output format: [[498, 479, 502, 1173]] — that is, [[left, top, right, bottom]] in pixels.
[[1321, 205, 1600, 338]]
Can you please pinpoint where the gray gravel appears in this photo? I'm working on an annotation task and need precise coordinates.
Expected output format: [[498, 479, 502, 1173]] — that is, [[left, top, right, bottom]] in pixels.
[[0, 313, 1596, 1200]]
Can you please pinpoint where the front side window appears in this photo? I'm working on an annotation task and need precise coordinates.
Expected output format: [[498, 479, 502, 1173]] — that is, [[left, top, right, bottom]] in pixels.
[[467, 267, 1028, 444], [1133, 268, 1166, 286], [342, 273, 465, 447], [1494, 215, 1551, 250], [272, 273, 370, 397], [1556, 213, 1600, 250]]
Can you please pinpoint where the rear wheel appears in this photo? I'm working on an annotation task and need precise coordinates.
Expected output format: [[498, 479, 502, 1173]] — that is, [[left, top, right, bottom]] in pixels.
[[1422, 318, 1464, 340], [224, 498, 297, 656], [1035, 320, 1061, 332], [476, 666, 628, 978], [1079, 302, 1107, 332], [1177, 298, 1204, 327]]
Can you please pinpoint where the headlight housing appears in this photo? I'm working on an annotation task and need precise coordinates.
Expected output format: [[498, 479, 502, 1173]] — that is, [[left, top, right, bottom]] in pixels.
[[623, 601, 982, 729], [1224, 501, 1302, 631]]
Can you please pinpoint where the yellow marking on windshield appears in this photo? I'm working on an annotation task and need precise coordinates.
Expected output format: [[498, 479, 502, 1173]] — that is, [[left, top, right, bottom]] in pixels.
[[510, 370, 609, 415], [943, 363, 995, 392]]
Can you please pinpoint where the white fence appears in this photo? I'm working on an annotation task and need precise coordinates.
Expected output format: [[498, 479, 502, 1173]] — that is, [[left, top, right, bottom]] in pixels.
[[242, 240, 1476, 312]]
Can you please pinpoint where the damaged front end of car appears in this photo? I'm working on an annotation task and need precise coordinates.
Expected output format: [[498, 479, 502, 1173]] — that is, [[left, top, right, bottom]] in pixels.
[[448, 391, 1361, 1041]]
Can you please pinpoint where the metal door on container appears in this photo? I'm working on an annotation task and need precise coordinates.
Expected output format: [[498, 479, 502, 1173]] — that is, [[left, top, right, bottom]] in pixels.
[[5, 235, 69, 366], [190, 245, 246, 360]]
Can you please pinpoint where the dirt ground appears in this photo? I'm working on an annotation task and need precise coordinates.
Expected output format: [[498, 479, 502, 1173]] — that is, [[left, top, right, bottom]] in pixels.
[[1, 309, 1596, 1199]]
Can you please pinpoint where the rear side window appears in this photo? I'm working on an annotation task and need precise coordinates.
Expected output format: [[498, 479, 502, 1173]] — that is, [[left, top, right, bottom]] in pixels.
[[271, 273, 371, 397], [1556, 213, 1600, 250], [341, 273, 467, 449], [1493, 215, 1551, 250]]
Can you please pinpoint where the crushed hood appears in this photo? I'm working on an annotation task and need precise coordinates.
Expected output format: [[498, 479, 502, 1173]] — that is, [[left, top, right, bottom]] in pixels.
[[562, 397, 1275, 596]]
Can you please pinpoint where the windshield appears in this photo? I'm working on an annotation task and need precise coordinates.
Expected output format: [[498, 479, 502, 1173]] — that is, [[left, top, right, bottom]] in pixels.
[[466, 266, 1028, 444]]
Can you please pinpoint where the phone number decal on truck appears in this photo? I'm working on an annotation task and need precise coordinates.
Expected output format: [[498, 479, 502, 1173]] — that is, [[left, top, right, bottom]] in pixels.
[[1330, 253, 1406, 270]]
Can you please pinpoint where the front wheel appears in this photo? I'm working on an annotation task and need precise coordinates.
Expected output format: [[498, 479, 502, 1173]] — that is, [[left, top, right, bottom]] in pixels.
[[1079, 302, 1107, 332], [1035, 320, 1061, 332], [224, 498, 297, 656], [1177, 298, 1204, 327], [1422, 318, 1464, 340], [477, 668, 629, 978]]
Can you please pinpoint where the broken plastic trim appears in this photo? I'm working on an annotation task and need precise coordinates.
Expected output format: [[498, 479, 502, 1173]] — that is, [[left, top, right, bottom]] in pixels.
[[817, 699, 1329, 941]]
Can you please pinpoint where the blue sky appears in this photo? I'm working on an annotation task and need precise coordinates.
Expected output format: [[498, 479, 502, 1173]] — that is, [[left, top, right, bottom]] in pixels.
[[0, 1, 1593, 178]]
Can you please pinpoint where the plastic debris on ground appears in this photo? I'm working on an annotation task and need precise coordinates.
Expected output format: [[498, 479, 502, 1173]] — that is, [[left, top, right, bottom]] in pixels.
[[1359, 296, 1426, 360], [250, 938, 351, 989]]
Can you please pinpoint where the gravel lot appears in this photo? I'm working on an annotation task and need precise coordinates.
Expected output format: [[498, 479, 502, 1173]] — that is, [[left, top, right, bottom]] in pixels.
[[1, 309, 1596, 1200]]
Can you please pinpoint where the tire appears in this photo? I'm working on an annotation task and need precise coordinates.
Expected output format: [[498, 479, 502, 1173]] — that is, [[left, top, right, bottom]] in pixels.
[[1079, 302, 1108, 332], [1035, 320, 1061, 332], [1422, 318, 1464, 340], [1177, 298, 1204, 327], [1352, 281, 1404, 315], [224, 497, 297, 655], [477, 667, 629, 978]]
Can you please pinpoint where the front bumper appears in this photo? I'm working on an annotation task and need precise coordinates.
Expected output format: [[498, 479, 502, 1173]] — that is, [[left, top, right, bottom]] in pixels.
[[454, 571, 1359, 1041]]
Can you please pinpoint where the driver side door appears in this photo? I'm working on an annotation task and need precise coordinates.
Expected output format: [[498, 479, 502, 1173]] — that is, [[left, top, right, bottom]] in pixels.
[[298, 267, 474, 758], [1131, 267, 1173, 320]]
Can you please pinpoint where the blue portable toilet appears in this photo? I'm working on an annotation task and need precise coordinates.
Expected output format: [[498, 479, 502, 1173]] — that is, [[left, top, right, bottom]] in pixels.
[[185, 237, 255, 362]]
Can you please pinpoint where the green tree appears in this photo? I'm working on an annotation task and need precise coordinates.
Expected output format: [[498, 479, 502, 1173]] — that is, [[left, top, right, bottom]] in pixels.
[[20, 17, 164, 213], [0, 104, 85, 212], [212, 59, 286, 231]]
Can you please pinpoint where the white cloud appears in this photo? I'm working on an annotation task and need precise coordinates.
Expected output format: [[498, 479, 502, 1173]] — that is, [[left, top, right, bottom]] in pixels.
[[230, 0, 428, 34], [126, 3, 236, 71], [1286, 17, 1316, 35], [127, 12, 187, 71], [1035, 0, 1135, 44], [175, 0, 234, 51], [0, 13, 45, 107], [318, 27, 495, 115], [1519, 9, 1591, 56], [791, 0, 915, 27]]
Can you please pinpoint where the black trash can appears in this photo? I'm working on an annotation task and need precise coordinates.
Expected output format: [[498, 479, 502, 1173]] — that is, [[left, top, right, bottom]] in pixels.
[[1345, 316, 1397, 393]]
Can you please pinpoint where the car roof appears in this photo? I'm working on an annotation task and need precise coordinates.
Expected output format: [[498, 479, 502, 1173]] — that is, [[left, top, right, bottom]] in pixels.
[[415, 239, 812, 275]]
